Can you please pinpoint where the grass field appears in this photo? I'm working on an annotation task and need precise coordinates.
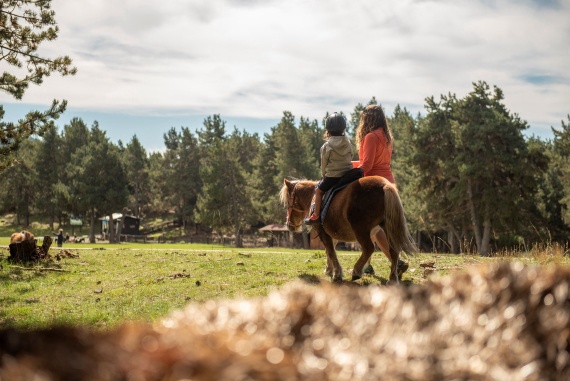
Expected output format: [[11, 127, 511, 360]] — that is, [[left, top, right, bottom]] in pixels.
[[2, 237, 568, 330]]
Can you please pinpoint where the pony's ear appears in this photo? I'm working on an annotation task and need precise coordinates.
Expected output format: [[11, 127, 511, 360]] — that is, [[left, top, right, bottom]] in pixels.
[[284, 178, 293, 190]]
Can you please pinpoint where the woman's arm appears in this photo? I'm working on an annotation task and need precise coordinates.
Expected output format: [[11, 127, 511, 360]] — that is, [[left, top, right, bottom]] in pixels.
[[358, 133, 378, 175]]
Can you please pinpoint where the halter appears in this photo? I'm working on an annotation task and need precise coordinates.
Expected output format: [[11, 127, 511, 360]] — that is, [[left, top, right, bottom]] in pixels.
[[286, 184, 305, 229]]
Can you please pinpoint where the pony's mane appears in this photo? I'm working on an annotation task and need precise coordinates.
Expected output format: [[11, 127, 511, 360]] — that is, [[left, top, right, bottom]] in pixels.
[[279, 178, 309, 206]]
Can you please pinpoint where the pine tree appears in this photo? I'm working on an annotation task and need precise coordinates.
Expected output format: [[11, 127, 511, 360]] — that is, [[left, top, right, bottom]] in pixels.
[[250, 132, 282, 223], [0, 138, 37, 225], [551, 115, 570, 225], [57, 117, 89, 226], [389, 105, 424, 244], [123, 135, 150, 218], [68, 123, 128, 243], [413, 93, 466, 252], [0, 1, 76, 172], [162, 127, 202, 233], [33, 124, 61, 228], [414, 82, 548, 255], [297, 116, 321, 180]]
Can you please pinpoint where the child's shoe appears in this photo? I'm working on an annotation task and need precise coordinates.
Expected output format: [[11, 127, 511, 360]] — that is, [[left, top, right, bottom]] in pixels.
[[304, 213, 321, 225]]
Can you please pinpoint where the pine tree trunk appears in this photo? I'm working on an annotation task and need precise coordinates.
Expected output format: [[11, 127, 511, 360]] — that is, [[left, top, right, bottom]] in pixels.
[[89, 211, 96, 243], [234, 224, 243, 248], [447, 225, 460, 253], [109, 215, 116, 243], [480, 210, 492, 257], [467, 180, 483, 254]]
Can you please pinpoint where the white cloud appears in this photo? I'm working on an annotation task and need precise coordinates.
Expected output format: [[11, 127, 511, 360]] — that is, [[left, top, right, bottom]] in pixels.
[[2, 0, 569, 137]]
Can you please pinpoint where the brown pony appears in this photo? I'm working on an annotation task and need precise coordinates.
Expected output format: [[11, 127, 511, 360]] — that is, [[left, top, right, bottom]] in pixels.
[[281, 176, 416, 283], [10, 230, 35, 244]]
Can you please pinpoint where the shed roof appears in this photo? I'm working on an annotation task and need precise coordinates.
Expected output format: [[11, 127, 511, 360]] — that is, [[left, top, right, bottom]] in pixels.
[[258, 224, 288, 232]]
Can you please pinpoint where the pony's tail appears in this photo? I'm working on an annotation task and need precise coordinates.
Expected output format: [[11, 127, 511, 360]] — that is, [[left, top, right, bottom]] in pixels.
[[383, 183, 418, 256]]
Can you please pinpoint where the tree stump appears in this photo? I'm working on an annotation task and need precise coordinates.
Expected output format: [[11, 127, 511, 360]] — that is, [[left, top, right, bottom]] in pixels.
[[38, 236, 53, 258], [8, 236, 53, 262]]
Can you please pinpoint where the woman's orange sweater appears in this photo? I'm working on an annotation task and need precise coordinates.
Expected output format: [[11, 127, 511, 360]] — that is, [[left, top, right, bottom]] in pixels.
[[358, 129, 395, 184]]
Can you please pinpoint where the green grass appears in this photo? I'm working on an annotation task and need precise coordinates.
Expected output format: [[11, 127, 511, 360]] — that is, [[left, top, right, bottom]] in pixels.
[[2, 240, 568, 330]]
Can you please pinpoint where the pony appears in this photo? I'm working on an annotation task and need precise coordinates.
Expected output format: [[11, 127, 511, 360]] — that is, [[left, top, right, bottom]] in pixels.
[[10, 230, 35, 244], [280, 176, 416, 283]]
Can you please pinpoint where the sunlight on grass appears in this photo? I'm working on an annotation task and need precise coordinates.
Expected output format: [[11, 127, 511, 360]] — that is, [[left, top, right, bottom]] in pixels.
[[1, 238, 568, 330]]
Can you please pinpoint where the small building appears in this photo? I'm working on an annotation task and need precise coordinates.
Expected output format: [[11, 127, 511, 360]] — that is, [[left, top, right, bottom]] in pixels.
[[309, 229, 325, 250], [258, 224, 290, 247], [101, 214, 141, 236], [258, 224, 326, 249]]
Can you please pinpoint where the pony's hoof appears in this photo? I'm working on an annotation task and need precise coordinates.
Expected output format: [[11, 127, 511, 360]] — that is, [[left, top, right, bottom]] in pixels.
[[364, 264, 375, 275], [397, 260, 409, 277], [332, 274, 343, 283], [351, 274, 361, 281]]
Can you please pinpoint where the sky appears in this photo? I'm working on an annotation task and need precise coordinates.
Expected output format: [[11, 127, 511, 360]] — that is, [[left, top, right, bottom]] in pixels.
[[1, 0, 569, 152]]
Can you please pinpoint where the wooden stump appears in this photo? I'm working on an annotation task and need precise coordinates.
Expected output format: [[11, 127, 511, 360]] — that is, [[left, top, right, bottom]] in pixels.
[[8, 236, 53, 262], [38, 236, 53, 258]]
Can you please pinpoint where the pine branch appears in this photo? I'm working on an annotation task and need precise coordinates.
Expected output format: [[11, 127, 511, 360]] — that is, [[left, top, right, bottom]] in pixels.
[[0, 44, 54, 64]]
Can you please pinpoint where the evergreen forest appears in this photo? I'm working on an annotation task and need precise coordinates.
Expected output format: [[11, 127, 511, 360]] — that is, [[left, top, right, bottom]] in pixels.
[[1, 82, 569, 256]]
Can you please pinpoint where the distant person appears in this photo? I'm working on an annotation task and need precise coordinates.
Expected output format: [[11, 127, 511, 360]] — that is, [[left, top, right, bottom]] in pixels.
[[73, 233, 77, 242], [55, 229, 64, 248], [65, 232, 70, 242], [305, 112, 354, 225]]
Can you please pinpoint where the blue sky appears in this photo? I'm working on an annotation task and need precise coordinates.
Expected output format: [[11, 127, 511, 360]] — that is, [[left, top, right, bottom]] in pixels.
[[2, 0, 569, 151]]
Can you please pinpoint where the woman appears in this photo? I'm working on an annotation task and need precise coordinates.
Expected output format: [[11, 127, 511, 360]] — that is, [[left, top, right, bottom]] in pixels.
[[356, 104, 394, 182], [355, 104, 407, 276]]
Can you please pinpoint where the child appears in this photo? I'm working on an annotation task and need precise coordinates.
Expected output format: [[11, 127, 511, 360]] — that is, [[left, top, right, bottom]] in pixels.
[[305, 112, 354, 225]]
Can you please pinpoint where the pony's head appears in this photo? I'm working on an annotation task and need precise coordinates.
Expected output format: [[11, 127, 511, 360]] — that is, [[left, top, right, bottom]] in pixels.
[[280, 179, 316, 232]]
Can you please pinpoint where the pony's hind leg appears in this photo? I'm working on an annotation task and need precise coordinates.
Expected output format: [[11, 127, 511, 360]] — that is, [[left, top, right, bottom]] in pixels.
[[385, 247, 400, 285], [351, 235, 375, 281], [371, 225, 399, 285]]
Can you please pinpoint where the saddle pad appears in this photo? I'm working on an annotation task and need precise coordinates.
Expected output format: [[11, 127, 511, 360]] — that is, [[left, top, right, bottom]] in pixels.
[[320, 168, 364, 223]]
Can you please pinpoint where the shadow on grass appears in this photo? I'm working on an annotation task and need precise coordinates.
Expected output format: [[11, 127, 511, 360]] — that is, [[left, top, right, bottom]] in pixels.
[[364, 273, 414, 286], [298, 272, 391, 287], [297, 273, 321, 284]]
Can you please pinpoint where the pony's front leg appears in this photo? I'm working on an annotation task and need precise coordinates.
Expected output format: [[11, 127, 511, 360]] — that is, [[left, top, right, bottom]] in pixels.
[[324, 255, 333, 277], [320, 231, 343, 282]]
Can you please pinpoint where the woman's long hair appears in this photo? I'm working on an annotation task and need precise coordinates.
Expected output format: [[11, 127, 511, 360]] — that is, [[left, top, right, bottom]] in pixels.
[[355, 105, 393, 147]]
